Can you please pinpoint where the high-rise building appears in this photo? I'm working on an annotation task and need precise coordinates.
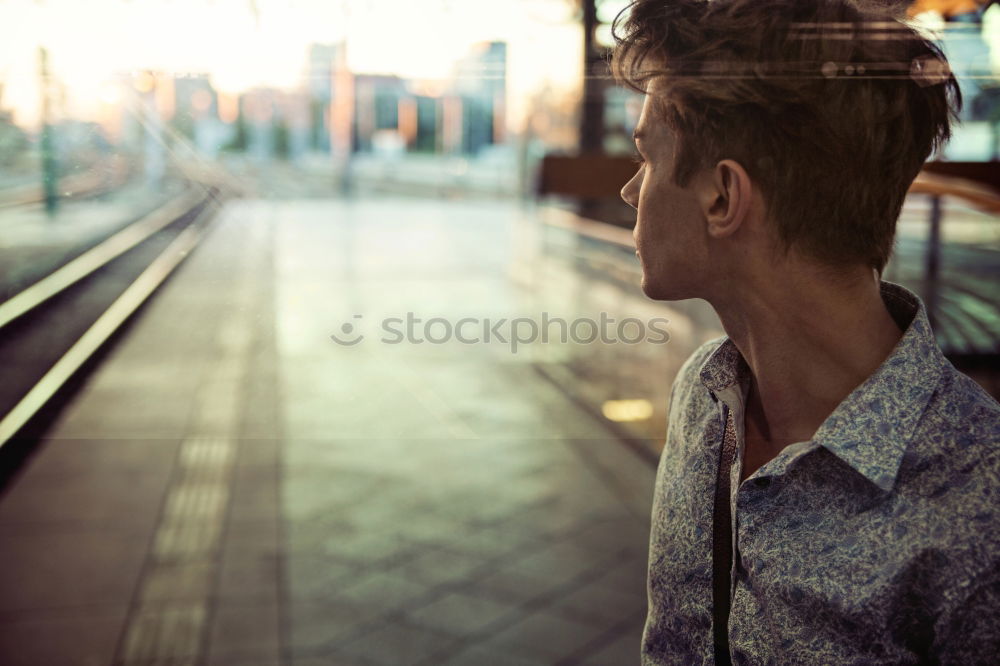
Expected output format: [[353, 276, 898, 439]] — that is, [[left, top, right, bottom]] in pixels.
[[451, 41, 507, 154]]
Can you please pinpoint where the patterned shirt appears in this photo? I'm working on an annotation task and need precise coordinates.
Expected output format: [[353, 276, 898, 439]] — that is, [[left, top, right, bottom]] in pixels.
[[642, 281, 1000, 665]]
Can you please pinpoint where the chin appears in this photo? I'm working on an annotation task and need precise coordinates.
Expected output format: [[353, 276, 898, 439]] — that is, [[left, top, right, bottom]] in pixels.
[[640, 276, 670, 301], [640, 273, 692, 302]]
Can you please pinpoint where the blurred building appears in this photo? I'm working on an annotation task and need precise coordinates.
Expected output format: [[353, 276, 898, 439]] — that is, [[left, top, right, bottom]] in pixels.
[[452, 41, 507, 154], [238, 87, 311, 162], [340, 41, 508, 158], [172, 74, 225, 158], [306, 43, 338, 152], [352, 74, 406, 155]]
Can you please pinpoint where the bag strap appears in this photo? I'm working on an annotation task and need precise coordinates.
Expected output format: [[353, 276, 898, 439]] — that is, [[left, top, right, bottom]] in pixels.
[[712, 403, 738, 665]]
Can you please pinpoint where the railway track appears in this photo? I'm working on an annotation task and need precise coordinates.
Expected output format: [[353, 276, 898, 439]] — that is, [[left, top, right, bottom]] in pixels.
[[0, 182, 230, 481]]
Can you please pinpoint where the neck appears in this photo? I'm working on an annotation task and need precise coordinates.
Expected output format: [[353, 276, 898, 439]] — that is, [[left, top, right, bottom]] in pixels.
[[710, 266, 904, 450]]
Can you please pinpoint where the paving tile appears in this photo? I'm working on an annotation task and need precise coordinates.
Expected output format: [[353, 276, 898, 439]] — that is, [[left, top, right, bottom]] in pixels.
[[205, 602, 281, 663], [3, 438, 180, 481], [234, 438, 282, 466], [0, 527, 147, 612], [404, 591, 518, 637], [45, 384, 196, 439], [287, 599, 386, 655], [464, 561, 574, 606], [216, 552, 281, 604], [438, 646, 549, 666], [314, 530, 423, 568], [488, 506, 592, 543], [509, 540, 603, 582], [227, 468, 280, 525], [563, 437, 658, 523], [0, 455, 172, 528], [592, 554, 649, 600], [285, 516, 360, 553], [389, 547, 491, 587], [336, 570, 435, 613], [384, 513, 481, 547], [293, 655, 371, 666], [0, 605, 128, 666], [570, 517, 649, 556], [543, 574, 647, 626], [332, 497, 434, 534], [577, 620, 645, 666], [430, 523, 546, 562], [220, 522, 282, 564], [140, 560, 216, 603], [429, 494, 537, 528], [119, 601, 207, 662], [152, 518, 224, 560], [285, 463, 392, 502], [481, 610, 603, 662], [285, 553, 360, 601], [340, 620, 459, 666]]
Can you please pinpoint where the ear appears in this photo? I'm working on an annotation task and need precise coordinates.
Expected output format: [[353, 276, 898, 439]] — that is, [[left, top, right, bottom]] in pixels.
[[697, 159, 753, 239]]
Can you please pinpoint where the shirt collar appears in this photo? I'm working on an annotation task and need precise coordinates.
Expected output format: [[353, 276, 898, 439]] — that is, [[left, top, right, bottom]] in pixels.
[[698, 280, 946, 492]]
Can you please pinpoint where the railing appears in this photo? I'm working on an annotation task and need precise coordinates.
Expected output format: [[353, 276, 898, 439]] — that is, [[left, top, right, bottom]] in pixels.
[[536, 154, 1000, 354], [908, 168, 1000, 334]]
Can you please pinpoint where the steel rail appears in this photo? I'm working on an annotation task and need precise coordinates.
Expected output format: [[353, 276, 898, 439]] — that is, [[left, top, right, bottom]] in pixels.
[[0, 197, 220, 447], [0, 189, 204, 329]]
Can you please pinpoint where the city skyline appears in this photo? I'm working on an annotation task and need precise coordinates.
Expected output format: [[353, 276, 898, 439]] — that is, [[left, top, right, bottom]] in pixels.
[[0, 0, 585, 130]]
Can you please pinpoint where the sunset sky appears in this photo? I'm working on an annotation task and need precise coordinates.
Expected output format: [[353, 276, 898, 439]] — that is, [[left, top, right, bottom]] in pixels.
[[0, 0, 596, 129]]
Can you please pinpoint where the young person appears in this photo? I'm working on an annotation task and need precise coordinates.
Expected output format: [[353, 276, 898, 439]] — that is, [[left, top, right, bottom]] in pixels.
[[613, 0, 1000, 662]]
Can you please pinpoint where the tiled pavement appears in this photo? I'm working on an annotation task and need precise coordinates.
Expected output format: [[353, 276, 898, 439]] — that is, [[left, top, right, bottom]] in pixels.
[[0, 197, 668, 665]]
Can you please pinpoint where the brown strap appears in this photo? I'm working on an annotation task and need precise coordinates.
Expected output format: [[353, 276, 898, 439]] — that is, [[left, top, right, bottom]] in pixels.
[[712, 404, 738, 665]]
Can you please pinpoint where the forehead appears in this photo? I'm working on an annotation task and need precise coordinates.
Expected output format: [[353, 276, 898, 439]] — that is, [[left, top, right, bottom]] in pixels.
[[635, 89, 672, 143], [635, 73, 671, 125]]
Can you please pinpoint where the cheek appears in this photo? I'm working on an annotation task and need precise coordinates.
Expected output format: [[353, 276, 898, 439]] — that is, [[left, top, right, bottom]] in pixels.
[[635, 179, 652, 226], [638, 169, 669, 210], [636, 178, 669, 236]]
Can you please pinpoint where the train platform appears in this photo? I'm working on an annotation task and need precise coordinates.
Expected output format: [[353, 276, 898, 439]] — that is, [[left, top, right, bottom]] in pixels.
[[0, 196, 666, 666], [1, 186, 998, 665]]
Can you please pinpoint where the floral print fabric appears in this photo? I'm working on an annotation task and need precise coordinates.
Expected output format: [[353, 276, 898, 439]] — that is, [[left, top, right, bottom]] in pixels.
[[642, 281, 1000, 665]]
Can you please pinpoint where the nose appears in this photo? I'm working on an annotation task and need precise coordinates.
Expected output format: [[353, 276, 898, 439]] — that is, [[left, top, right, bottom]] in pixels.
[[621, 168, 641, 210]]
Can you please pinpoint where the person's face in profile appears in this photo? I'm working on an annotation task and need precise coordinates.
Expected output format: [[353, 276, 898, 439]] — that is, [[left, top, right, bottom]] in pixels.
[[621, 80, 711, 302]]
